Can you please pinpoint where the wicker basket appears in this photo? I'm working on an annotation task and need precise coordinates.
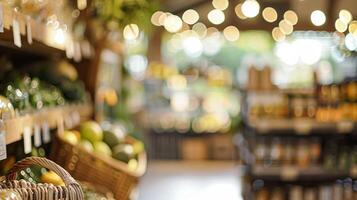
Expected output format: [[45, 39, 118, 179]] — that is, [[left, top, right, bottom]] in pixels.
[[0, 156, 83, 200], [51, 136, 147, 200]]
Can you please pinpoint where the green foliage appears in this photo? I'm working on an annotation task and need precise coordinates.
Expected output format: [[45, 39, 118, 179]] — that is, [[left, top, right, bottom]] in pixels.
[[94, 0, 159, 33]]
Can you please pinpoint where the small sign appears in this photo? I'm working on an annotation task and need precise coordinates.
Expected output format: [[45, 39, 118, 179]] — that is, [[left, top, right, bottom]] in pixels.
[[12, 17, 21, 47], [42, 123, 51, 143], [26, 16, 32, 44], [0, 4, 4, 32], [0, 122, 7, 160], [34, 124, 41, 147], [23, 126, 32, 154]]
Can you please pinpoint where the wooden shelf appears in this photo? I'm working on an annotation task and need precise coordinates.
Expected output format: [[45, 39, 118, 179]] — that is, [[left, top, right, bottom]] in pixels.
[[251, 166, 357, 182], [4, 104, 93, 145], [247, 118, 357, 135]]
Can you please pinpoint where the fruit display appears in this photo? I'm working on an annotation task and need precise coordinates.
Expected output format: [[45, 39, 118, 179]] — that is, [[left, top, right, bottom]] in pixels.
[[62, 120, 145, 170], [0, 190, 21, 200]]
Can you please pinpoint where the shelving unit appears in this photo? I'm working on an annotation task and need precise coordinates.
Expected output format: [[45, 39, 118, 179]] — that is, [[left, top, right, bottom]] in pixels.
[[4, 104, 93, 145]]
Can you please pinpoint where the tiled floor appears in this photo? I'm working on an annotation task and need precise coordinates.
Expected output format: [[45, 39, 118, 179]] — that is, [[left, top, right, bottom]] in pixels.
[[137, 161, 243, 200]]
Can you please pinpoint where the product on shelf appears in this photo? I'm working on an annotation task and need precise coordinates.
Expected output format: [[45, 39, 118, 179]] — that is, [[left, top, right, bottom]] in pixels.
[[0, 95, 15, 120]]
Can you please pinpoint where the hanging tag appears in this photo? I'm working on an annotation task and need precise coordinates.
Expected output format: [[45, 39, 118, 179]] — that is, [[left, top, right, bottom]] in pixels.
[[34, 124, 41, 147], [0, 121, 7, 160], [42, 123, 50, 143], [0, 4, 4, 32], [12, 14, 21, 47], [26, 16, 32, 44], [23, 126, 32, 154]]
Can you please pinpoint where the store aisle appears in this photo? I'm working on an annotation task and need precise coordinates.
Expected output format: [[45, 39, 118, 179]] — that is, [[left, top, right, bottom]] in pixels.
[[137, 161, 243, 200]]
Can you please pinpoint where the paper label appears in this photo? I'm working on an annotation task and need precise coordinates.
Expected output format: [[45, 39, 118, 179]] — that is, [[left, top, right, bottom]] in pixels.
[[42, 123, 51, 143], [34, 124, 41, 147], [0, 121, 6, 160], [26, 16, 32, 44], [12, 18, 21, 47], [0, 4, 4, 32], [23, 126, 32, 154]]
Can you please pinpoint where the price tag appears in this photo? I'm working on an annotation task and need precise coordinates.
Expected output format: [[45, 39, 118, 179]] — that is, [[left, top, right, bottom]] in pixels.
[[23, 126, 32, 154], [0, 4, 4, 32], [26, 16, 32, 44], [34, 124, 41, 147], [281, 166, 298, 181], [42, 123, 51, 144], [12, 16, 21, 47], [0, 121, 7, 160], [337, 121, 354, 133]]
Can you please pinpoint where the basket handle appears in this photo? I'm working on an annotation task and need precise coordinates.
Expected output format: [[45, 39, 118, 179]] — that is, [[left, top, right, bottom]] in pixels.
[[6, 157, 78, 187]]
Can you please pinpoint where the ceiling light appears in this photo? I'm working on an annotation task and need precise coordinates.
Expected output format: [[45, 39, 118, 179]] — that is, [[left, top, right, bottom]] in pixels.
[[208, 9, 225, 25], [182, 9, 199, 25], [262, 7, 277, 23], [310, 10, 326, 26], [241, 0, 260, 18]]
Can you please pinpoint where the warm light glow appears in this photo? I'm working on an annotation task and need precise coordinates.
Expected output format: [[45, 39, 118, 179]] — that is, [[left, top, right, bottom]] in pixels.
[[159, 12, 170, 26], [151, 11, 164, 26], [208, 9, 225, 25], [123, 24, 140, 40], [168, 75, 187, 90], [279, 20, 293, 35], [223, 26, 240, 42], [54, 28, 66, 45], [335, 18, 347, 33], [272, 27, 285, 42], [262, 7, 277, 23], [212, 0, 229, 11], [241, 0, 260, 18], [235, 3, 247, 19], [77, 0, 87, 10], [339, 9, 352, 24], [182, 9, 199, 25], [311, 10, 326, 26], [182, 35, 203, 57], [164, 15, 183, 33], [284, 10, 298, 25], [349, 21, 357, 36], [171, 93, 189, 112], [192, 22, 207, 37], [345, 33, 357, 51]]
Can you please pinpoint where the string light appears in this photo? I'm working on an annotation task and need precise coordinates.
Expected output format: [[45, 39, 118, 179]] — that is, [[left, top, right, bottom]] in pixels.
[[235, 3, 247, 19], [310, 10, 326, 26], [262, 7, 277, 23], [208, 9, 225, 25], [279, 20, 293, 35], [182, 9, 199, 25], [272, 27, 285, 42], [212, 0, 229, 11], [339, 9, 352, 24], [123, 24, 140, 40], [349, 21, 357, 36], [335, 18, 347, 33], [151, 11, 164, 26], [192, 22, 207, 37], [241, 0, 260, 18], [284, 10, 298, 25], [223, 26, 240, 41], [164, 15, 183, 33]]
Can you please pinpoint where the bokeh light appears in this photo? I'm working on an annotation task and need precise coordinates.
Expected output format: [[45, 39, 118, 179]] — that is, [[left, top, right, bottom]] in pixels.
[[262, 7, 277, 23], [212, 0, 229, 11], [123, 24, 140, 40], [310, 10, 326, 26], [208, 9, 225, 25], [241, 0, 260, 18], [284, 10, 298, 25], [223, 26, 240, 42], [182, 9, 200, 25]]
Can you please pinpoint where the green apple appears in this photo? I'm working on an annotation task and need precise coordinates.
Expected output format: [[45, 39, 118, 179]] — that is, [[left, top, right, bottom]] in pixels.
[[80, 121, 103, 143]]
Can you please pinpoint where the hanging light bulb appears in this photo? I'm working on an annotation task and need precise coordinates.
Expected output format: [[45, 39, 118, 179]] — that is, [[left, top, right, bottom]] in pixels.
[[310, 10, 326, 26], [208, 9, 225, 25], [241, 0, 260, 18]]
